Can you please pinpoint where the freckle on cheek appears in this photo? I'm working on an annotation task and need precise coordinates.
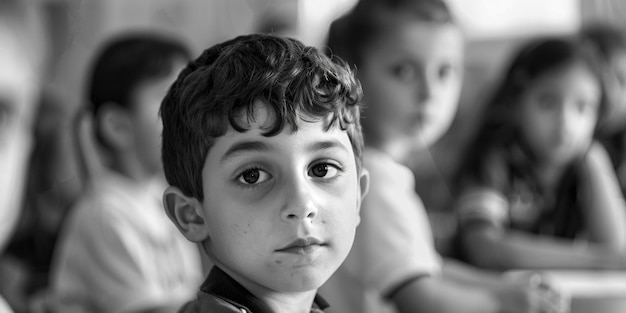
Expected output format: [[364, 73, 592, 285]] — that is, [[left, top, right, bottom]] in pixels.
[[275, 260, 282, 264]]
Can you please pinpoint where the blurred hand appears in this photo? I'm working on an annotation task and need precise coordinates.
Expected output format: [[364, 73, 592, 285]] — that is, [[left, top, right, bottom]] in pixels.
[[495, 272, 569, 313]]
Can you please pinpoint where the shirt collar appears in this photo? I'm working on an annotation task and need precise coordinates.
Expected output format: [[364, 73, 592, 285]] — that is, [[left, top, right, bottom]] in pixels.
[[201, 266, 329, 312]]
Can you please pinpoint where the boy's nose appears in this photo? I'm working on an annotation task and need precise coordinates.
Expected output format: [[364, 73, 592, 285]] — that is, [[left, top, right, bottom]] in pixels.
[[281, 181, 319, 222], [283, 208, 317, 222]]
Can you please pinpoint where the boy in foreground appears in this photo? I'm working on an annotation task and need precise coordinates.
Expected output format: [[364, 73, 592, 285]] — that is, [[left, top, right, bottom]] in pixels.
[[160, 34, 369, 313]]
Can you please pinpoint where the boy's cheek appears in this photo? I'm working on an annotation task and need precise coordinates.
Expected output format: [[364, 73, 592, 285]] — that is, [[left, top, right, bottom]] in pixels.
[[215, 186, 280, 210]]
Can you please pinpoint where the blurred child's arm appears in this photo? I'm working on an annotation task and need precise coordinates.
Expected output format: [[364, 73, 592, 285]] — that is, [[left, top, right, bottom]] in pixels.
[[441, 258, 567, 313], [128, 304, 188, 313], [579, 141, 626, 248], [457, 175, 626, 270], [461, 222, 626, 270], [391, 273, 565, 313], [391, 275, 499, 313], [442, 258, 503, 289]]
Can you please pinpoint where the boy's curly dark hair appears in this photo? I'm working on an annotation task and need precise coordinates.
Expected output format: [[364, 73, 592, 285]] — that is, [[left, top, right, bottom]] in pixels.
[[160, 34, 364, 201]]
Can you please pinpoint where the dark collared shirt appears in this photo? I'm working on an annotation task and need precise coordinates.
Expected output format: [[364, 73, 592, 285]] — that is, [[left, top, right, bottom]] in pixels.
[[179, 267, 329, 313]]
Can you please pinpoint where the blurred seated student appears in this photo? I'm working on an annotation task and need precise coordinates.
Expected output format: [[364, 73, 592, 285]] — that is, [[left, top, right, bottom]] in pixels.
[[454, 36, 626, 271], [49, 33, 203, 313], [0, 0, 47, 312], [581, 23, 626, 194], [320, 1, 567, 313]]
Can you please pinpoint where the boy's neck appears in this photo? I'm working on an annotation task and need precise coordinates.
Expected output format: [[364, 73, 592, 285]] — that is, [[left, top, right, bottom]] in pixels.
[[216, 265, 318, 313], [262, 292, 318, 313]]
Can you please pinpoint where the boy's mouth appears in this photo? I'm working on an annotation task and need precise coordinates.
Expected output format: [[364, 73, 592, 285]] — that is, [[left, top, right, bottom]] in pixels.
[[276, 237, 324, 255]]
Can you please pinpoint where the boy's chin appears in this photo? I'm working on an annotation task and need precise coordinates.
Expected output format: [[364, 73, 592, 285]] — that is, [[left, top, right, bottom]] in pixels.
[[276, 274, 331, 293], [271, 264, 340, 293]]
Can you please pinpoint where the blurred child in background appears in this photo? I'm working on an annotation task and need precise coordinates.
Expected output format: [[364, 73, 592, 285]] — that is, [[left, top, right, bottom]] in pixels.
[[581, 23, 626, 194], [454, 37, 626, 271], [321, 0, 566, 313], [0, 0, 47, 312], [49, 34, 203, 313]]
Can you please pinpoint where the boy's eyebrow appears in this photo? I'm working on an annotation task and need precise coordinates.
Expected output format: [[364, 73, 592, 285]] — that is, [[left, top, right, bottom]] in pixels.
[[221, 141, 271, 163], [307, 140, 350, 154], [220, 139, 350, 163]]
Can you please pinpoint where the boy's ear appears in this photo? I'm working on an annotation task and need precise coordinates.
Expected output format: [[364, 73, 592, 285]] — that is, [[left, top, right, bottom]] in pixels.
[[356, 168, 370, 224], [97, 102, 133, 149], [163, 186, 210, 242]]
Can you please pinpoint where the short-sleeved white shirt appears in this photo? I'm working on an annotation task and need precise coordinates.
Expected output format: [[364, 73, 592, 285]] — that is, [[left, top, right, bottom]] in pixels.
[[50, 171, 203, 313], [321, 148, 441, 313]]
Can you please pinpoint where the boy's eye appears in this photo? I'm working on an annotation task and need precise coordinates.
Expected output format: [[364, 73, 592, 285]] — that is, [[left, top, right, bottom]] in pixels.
[[238, 168, 271, 185], [308, 163, 339, 179]]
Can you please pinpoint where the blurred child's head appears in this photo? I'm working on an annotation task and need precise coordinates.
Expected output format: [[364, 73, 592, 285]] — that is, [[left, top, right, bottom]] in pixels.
[[161, 34, 368, 295], [0, 0, 45, 251], [485, 37, 603, 165], [88, 33, 190, 177], [327, 0, 464, 157], [581, 23, 626, 127]]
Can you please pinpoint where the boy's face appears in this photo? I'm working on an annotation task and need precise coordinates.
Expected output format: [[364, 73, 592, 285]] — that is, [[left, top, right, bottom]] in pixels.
[[198, 101, 367, 293], [0, 25, 38, 250], [358, 21, 464, 151], [518, 63, 600, 164], [129, 58, 186, 176]]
